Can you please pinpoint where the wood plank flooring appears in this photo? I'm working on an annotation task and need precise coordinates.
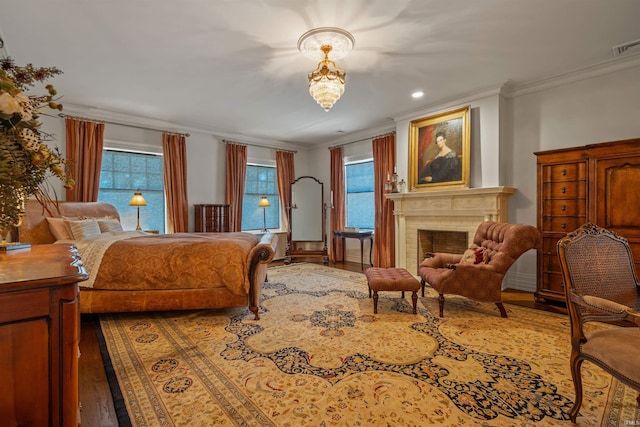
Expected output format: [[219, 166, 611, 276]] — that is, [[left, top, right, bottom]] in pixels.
[[78, 260, 547, 426]]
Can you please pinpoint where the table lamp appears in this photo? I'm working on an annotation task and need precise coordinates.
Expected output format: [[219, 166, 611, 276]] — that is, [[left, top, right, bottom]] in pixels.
[[259, 196, 270, 232], [129, 190, 147, 230]]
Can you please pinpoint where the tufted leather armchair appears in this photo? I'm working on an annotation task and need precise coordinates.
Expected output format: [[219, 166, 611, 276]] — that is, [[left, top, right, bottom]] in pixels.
[[557, 223, 640, 422], [418, 221, 540, 318]]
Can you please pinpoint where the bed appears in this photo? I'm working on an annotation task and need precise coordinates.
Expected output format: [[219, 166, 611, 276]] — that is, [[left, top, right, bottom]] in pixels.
[[19, 200, 277, 320]]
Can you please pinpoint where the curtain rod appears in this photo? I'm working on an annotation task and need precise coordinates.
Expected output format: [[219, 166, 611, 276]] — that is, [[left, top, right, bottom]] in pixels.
[[223, 139, 297, 154], [328, 131, 396, 150], [58, 113, 190, 137]]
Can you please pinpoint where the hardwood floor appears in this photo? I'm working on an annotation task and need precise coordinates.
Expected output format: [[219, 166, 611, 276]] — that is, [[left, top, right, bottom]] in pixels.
[[78, 259, 546, 426]]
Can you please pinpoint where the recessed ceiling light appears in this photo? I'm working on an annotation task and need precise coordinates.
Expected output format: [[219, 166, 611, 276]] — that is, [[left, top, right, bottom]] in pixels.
[[412, 91, 424, 99]]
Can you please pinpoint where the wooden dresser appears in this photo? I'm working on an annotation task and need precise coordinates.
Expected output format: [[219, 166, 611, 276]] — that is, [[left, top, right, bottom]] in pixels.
[[535, 138, 640, 306], [0, 244, 88, 427], [194, 204, 230, 232]]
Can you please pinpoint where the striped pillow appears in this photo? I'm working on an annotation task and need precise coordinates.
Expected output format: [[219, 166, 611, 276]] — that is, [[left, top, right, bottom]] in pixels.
[[66, 219, 101, 240]]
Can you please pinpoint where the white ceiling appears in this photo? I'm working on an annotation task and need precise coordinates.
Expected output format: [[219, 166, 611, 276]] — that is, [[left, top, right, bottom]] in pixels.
[[1, 0, 639, 146]]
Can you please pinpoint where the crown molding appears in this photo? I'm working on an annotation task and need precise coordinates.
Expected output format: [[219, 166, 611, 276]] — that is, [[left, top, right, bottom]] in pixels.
[[509, 52, 640, 97]]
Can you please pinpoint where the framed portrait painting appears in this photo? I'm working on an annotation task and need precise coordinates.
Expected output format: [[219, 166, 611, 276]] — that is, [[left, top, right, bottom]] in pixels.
[[408, 105, 470, 191]]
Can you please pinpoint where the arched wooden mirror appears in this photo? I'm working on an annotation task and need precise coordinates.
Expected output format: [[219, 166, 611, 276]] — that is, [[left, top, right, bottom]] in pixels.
[[285, 176, 328, 264]]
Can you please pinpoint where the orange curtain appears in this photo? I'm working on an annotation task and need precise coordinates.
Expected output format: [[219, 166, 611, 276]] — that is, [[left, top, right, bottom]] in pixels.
[[162, 133, 189, 233], [276, 151, 295, 232], [372, 133, 396, 267], [225, 143, 247, 232], [65, 118, 105, 202], [330, 147, 345, 262]]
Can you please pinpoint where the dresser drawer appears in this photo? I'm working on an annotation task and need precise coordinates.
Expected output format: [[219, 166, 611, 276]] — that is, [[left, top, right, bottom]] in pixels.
[[542, 216, 585, 233], [541, 271, 565, 295], [542, 163, 586, 182], [542, 181, 587, 199], [543, 199, 587, 216]]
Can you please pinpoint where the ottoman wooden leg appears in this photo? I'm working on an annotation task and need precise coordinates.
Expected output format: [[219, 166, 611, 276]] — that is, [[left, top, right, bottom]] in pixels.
[[438, 293, 445, 317], [373, 290, 379, 314], [411, 291, 418, 314]]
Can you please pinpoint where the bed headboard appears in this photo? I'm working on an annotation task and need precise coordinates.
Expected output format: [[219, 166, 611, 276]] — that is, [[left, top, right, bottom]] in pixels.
[[20, 199, 121, 244]]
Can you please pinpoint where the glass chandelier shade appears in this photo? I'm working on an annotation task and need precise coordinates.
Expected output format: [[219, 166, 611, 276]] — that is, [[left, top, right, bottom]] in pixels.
[[308, 45, 346, 111], [298, 27, 354, 112]]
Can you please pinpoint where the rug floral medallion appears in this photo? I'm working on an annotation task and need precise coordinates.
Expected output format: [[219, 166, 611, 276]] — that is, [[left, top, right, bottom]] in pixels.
[[99, 263, 638, 426]]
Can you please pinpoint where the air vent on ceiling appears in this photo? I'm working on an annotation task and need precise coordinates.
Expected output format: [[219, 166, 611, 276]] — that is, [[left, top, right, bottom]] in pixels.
[[612, 39, 640, 56]]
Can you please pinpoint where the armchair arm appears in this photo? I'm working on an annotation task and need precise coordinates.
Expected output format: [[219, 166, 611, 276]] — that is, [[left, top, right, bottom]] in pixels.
[[573, 293, 640, 326]]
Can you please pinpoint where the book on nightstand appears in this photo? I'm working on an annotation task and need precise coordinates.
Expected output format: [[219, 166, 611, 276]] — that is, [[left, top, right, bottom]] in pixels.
[[0, 243, 31, 252]]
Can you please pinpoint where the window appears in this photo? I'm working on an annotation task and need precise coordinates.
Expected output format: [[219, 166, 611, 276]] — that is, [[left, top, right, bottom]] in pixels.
[[242, 164, 280, 231], [98, 150, 165, 232], [345, 160, 375, 229]]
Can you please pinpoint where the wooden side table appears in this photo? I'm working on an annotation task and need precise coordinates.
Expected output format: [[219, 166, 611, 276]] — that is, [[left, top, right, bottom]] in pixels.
[[333, 230, 374, 270], [0, 244, 88, 426]]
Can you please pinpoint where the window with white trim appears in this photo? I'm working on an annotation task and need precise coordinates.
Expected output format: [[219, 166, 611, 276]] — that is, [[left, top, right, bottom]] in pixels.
[[242, 164, 280, 231], [345, 159, 374, 230], [98, 149, 165, 232]]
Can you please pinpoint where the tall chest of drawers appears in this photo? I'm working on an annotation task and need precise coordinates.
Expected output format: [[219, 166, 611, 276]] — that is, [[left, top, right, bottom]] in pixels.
[[535, 138, 640, 306], [194, 204, 230, 232]]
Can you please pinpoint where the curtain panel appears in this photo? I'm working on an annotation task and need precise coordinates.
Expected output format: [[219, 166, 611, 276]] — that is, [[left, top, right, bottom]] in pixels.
[[162, 133, 189, 233], [372, 134, 396, 267], [225, 143, 247, 232], [64, 118, 105, 202], [330, 147, 345, 262], [275, 151, 295, 233]]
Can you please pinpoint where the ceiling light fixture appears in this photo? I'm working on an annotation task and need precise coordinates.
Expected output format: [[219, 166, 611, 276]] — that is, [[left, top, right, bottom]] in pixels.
[[298, 27, 355, 112], [412, 91, 424, 99]]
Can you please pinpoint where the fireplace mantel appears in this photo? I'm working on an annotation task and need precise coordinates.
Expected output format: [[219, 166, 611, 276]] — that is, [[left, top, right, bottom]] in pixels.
[[386, 186, 516, 273]]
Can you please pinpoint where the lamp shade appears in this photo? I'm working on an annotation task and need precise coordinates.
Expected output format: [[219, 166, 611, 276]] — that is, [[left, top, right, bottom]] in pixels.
[[259, 196, 270, 207], [129, 191, 147, 207]]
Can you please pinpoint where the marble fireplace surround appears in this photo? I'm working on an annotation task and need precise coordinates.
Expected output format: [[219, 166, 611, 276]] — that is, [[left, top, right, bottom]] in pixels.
[[386, 187, 515, 275]]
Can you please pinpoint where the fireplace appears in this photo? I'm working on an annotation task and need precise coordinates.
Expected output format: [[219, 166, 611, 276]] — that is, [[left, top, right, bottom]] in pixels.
[[386, 187, 515, 274], [417, 229, 468, 274]]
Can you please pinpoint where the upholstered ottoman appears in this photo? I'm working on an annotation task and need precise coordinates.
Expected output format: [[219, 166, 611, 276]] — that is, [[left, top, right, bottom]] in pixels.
[[364, 267, 421, 314]]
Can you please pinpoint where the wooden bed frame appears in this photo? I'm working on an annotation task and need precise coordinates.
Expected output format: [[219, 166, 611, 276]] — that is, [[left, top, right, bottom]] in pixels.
[[19, 200, 277, 319]]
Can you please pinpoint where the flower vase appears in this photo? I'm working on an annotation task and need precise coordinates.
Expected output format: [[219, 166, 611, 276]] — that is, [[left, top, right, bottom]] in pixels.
[[0, 185, 29, 249]]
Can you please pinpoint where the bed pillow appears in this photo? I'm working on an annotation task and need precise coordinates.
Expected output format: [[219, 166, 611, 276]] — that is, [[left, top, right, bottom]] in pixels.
[[45, 217, 73, 240], [98, 218, 124, 233], [66, 219, 102, 240]]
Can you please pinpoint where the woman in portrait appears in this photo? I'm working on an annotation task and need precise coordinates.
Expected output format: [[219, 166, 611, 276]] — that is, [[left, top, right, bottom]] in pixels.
[[419, 131, 462, 183]]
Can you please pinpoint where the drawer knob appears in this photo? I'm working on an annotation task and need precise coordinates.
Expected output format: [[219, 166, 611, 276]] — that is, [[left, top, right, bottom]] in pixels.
[[561, 204, 567, 211], [561, 187, 566, 194], [561, 222, 566, 229], [561, 169, 567, 176]]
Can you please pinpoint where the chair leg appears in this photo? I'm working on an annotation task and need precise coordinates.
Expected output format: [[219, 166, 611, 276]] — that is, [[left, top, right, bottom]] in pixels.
[[373, 290, 379, 314], [496, 302, 508, 318], [569, 355, 584, 423], [421, 279, 425, 297], [438, 293, 445, 317]]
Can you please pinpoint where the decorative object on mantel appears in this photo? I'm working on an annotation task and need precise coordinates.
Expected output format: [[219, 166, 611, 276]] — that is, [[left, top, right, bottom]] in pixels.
[[298, 27, 355, 111], [0, 54, 74, 248], [408, 105, 470, 191]]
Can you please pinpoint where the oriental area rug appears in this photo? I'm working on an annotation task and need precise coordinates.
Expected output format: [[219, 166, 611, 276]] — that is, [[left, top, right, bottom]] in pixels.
[[97, 263, 638, 426]]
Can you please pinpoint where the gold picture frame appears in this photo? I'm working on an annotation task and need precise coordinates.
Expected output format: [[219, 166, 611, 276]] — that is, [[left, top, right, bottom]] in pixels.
[[408, 105, 470, 191]]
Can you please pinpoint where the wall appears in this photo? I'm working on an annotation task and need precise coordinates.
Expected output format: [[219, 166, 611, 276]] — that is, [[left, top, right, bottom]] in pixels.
[[38, 58, 640, 291]]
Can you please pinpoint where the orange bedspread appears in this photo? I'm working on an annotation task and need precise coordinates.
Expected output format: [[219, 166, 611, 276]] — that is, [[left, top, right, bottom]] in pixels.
[[88, 232, 259, 295]]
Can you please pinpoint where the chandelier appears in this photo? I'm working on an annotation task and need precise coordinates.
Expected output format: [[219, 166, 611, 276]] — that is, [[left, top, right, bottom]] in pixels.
[[298, 28, 355, 111]]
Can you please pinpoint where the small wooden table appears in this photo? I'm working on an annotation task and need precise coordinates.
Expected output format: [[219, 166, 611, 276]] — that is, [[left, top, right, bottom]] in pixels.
[[333, 230, 374, 270]]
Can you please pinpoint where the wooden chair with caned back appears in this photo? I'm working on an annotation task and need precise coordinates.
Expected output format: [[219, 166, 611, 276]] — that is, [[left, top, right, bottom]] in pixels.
[[557, 223, 640, 422]]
